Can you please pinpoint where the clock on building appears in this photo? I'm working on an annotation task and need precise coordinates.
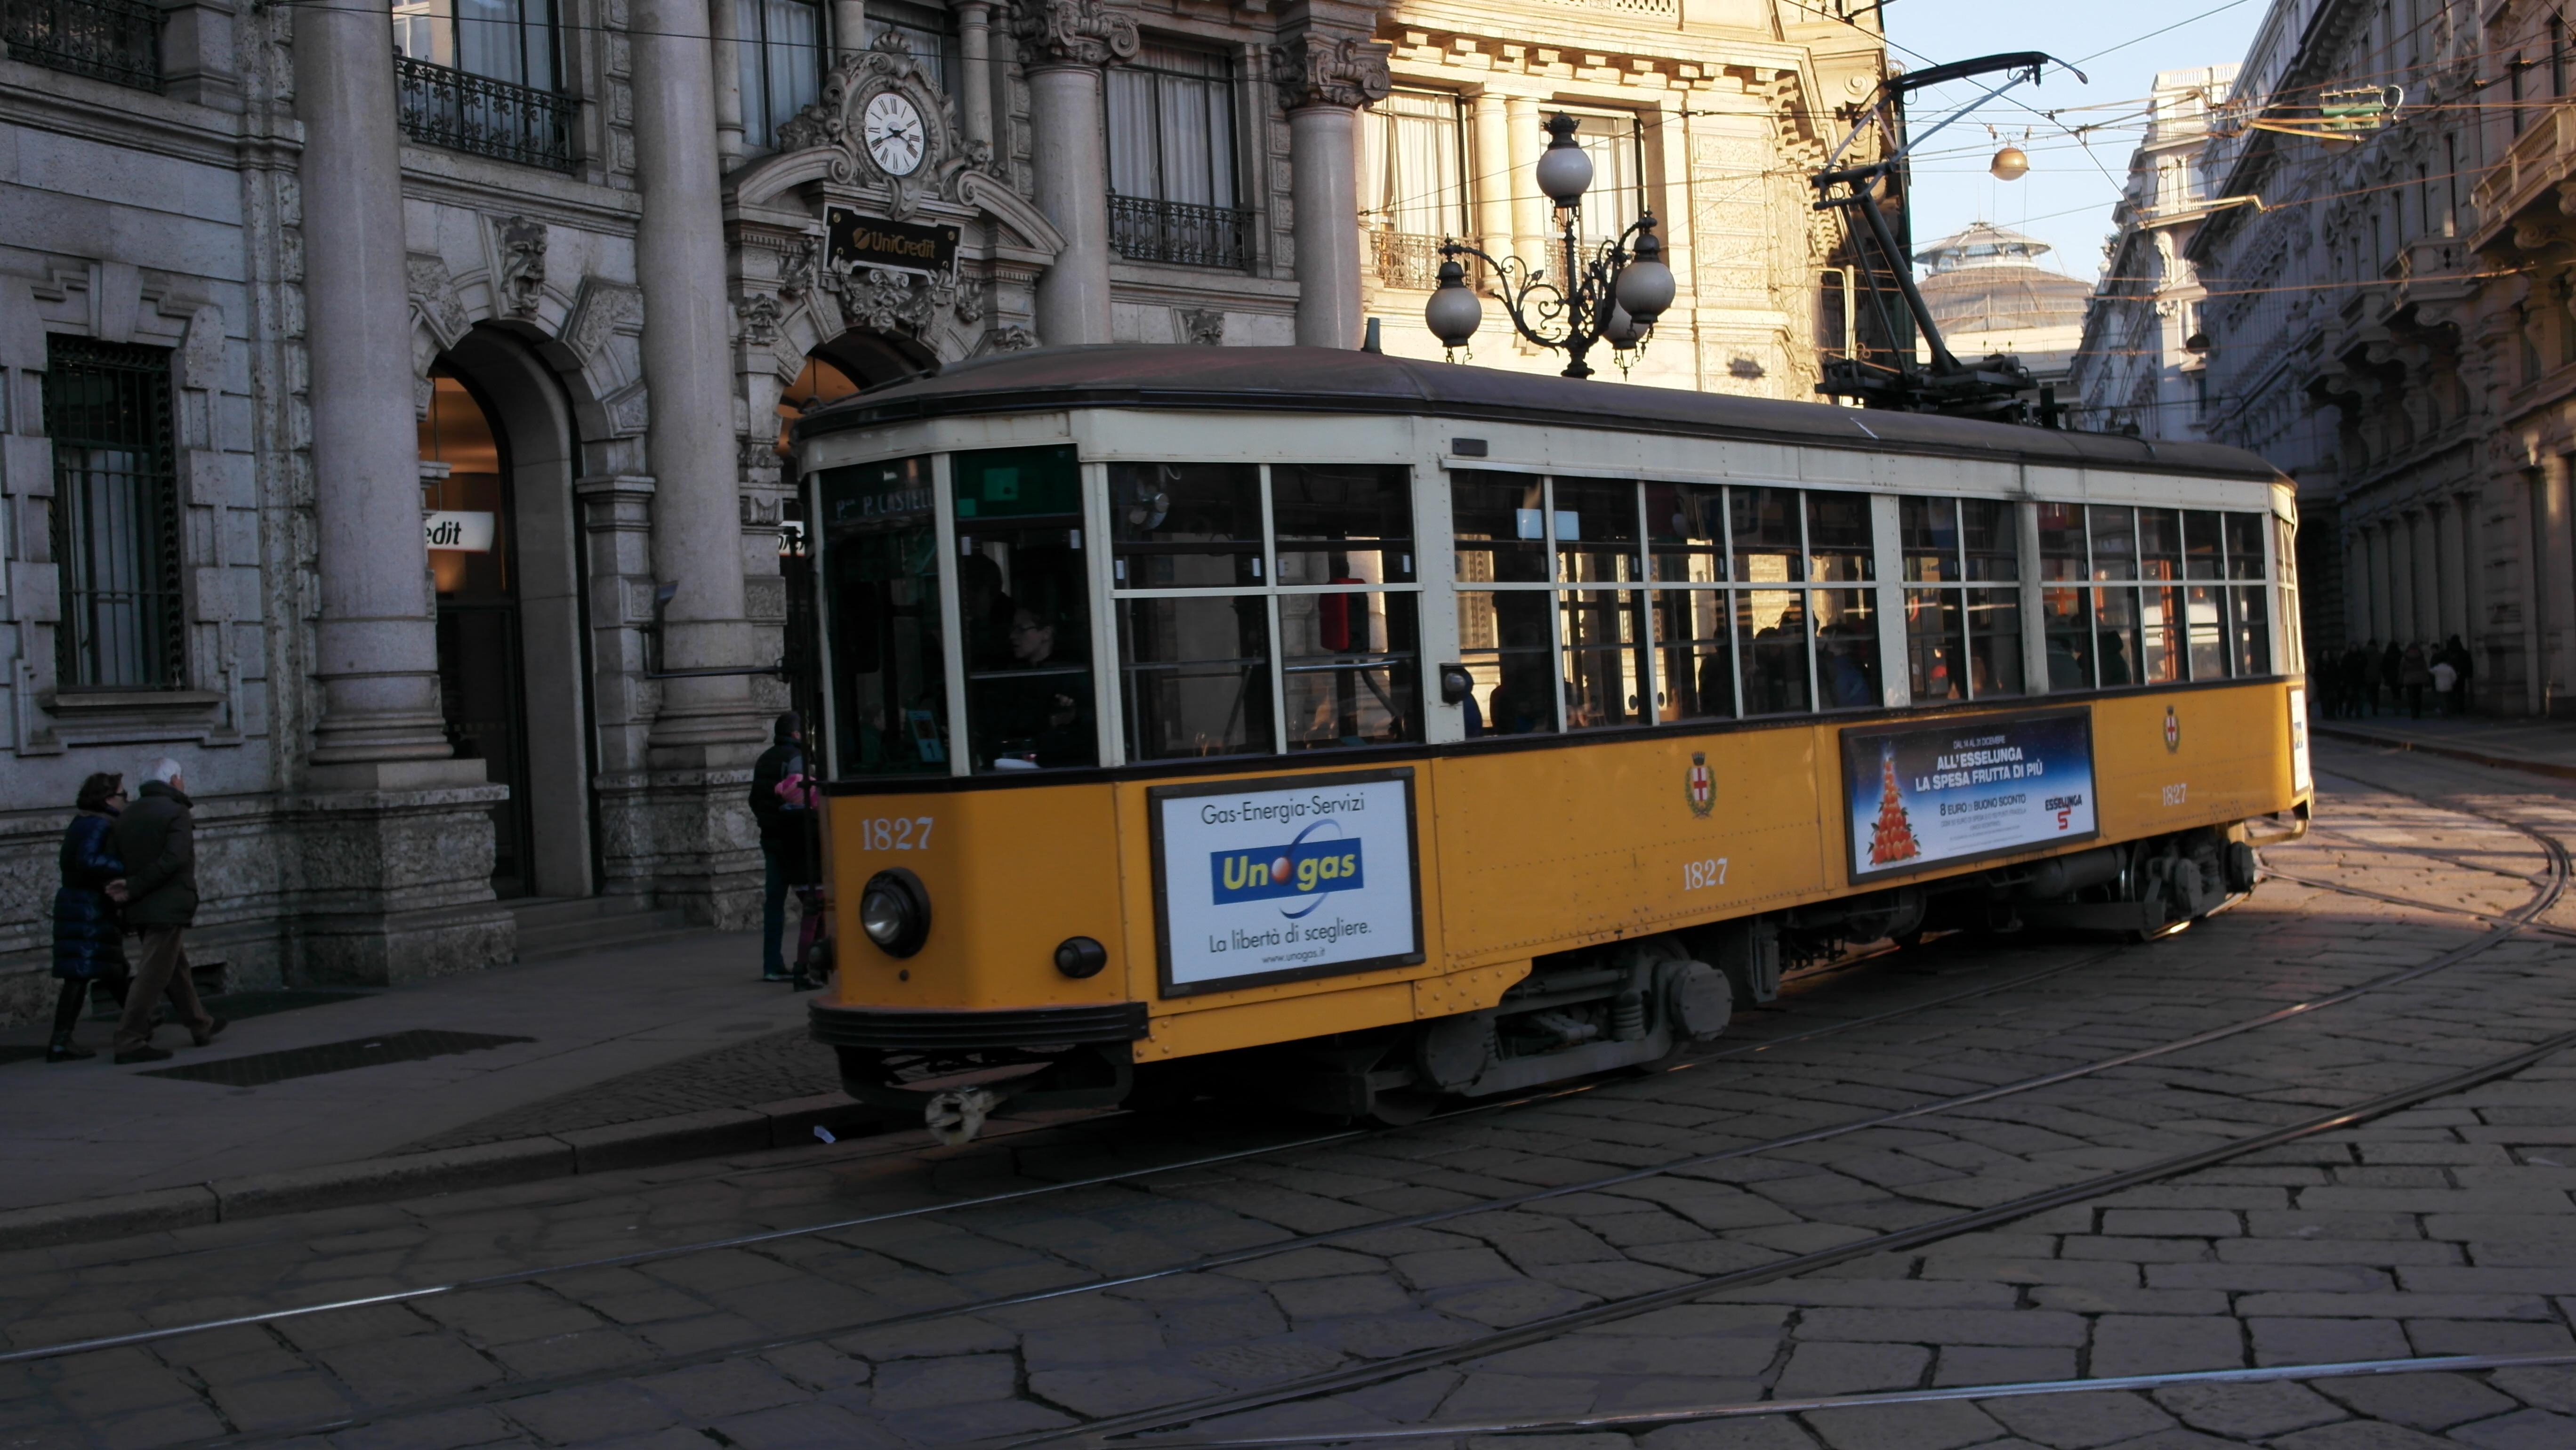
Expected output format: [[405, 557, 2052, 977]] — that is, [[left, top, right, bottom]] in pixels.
[[861, 92, 927, 177]]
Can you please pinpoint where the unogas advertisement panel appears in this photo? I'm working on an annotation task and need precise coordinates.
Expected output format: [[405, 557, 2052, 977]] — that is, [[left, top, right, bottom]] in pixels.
[[1148, 769, 1425, 998], [1841, 709, 2099, 884]]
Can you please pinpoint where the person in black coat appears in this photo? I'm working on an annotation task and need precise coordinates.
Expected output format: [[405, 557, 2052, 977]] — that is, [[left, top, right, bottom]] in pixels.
[[749, 712, 816, 982], [48, 773, 134, 1062], [109, 761, 222, 1063]]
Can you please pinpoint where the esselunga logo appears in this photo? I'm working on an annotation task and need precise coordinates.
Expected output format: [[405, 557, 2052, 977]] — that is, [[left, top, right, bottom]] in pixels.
[[1210, 826, 1365, 918]]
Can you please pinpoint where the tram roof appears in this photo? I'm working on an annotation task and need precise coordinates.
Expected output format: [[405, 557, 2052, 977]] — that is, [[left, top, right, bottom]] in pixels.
[[795, 345, 2284, 483]]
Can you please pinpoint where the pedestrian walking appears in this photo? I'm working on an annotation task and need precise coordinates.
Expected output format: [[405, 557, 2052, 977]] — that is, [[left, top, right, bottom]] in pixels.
[[108, 759, 222, 1064], [773, 766, 827, 991], [749, 712, 810, 983], [48, 773, 134, 1063], [2357, 642, 2383, 716], [2444, 636, 2475, 715], [2399, 641, 2431, 719], [2431, 653, 2459, 717]]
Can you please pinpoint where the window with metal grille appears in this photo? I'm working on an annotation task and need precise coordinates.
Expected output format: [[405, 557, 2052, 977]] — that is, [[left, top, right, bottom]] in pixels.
[[1106, 43, 1253, 269], [43, 336, 185, 690]]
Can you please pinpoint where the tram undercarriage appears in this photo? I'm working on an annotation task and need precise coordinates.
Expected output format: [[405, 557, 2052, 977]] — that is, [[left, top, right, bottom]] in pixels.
[[829, 824, 2271, 1139]]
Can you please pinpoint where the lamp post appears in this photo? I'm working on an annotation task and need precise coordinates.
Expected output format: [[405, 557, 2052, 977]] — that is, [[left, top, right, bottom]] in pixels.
[[1424, 112, 1675, 379]]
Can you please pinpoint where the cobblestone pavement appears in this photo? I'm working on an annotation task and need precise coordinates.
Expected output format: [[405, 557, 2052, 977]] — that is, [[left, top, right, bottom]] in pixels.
[[395, 1029, 847, 1154], [6, 739, 2576, 1450]]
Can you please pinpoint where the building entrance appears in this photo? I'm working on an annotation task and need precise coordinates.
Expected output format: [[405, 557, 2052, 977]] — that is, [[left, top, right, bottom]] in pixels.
[[420, 368, 534, 895]]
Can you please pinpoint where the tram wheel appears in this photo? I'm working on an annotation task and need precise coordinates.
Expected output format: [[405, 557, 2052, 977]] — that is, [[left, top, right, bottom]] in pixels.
[[1363, 1088, 1441, 1127]]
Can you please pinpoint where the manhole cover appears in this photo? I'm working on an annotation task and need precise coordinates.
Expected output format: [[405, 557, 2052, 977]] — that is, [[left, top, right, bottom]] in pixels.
[[137, 1030, 535, 1087]]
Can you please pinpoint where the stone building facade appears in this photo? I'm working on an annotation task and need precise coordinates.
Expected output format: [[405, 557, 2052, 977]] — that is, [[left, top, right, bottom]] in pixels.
[[2187, 0, 2525, 701], [0, 0, 1885, 1019], [2070, 64, 2238, 441]]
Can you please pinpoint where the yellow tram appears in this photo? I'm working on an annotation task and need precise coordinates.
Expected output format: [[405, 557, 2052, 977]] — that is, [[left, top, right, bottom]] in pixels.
[[791, 346, 2312, 1137]]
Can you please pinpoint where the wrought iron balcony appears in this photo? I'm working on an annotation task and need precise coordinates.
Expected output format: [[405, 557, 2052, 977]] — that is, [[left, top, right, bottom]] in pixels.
[[1110, 194, 1254, 271], [1368, 229, 1486, 292], [2, 0, 161, 91], [395, 55, 577, 172]]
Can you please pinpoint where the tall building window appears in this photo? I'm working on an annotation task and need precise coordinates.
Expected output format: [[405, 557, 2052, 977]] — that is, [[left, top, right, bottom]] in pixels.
[[43, 337, 184, 691], [1106, 43, 1250, 268], [870, 0, 954, 93], [1360, 90, 1467, 290], [739, 0, 825, 151], [1563, 110, 1644, 249], [394, 0, 561, 89]]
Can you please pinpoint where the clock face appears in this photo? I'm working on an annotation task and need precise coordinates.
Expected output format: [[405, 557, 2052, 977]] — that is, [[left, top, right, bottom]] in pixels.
[[862, 92, 927, 177]]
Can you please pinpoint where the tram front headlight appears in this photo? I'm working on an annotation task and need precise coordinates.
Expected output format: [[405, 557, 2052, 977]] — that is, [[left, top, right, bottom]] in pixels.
[[859, 868, 931, 958]]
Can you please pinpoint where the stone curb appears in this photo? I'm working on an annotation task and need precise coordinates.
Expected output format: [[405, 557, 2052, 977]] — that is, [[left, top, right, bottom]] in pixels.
[[0, 1092, 888, 1253], [2311, 722, 2576, 782]]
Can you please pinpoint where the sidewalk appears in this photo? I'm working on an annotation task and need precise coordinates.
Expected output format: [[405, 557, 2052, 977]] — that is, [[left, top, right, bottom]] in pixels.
[[0, 926, 848, 1217], [2309, 708, 2576, 779]]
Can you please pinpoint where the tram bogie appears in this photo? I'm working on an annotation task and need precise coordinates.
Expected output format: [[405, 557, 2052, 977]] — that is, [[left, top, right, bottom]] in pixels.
[[793, 346, 2311, 1140]]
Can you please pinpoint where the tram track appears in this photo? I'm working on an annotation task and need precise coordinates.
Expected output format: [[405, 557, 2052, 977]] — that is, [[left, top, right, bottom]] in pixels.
[[78, 768, 2570, 1449]]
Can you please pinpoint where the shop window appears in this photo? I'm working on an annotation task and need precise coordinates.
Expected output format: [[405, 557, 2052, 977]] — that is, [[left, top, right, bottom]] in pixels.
[[45, 336, 183, 691]]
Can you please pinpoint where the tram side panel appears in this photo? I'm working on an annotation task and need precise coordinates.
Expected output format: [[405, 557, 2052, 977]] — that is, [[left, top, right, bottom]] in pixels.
[[1428, 729, 1829, 972], [2087, 685, 2297, 846]]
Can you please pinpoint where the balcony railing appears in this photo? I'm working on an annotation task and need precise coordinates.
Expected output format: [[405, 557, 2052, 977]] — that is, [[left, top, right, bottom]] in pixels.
[[1368, 229, 1451, 292], [1110, 194, 1255, 271], [395, 55, 577, 172], [2, 0, 161, 91]]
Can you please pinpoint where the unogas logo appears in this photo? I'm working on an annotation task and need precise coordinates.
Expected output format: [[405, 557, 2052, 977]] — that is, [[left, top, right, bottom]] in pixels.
[[1210, 821, 1365, 919]]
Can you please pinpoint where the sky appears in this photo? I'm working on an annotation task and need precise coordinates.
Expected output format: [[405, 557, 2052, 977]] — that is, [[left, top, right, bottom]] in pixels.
[[1882, 0, 2270, 281]]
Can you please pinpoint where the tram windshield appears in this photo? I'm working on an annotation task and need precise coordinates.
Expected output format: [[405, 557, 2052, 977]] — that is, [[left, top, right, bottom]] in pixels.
[[821, 456, 947, 776], [956, 446, 1097, 773]]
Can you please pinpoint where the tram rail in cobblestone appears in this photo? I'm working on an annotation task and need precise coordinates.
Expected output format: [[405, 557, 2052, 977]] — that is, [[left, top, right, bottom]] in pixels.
[[111, 774, 2575, 1449]]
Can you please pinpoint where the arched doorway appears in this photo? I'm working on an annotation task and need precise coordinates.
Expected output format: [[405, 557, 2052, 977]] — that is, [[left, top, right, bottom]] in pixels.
[[418, 326, 598, 902], [419, 367, 533, 894]]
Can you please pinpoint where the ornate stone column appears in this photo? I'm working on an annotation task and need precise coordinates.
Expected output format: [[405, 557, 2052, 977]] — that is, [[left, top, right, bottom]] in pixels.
[[710, 0, 746, 164], [958, 0, 996, 151], [1274, 31, 1389, 350], [1471, 89, 1513, 262], [1016, 0, 1134, 345], [289, 0, 508, 984], [1507, 94, 1546, 269], [294, 0, 468, 781]]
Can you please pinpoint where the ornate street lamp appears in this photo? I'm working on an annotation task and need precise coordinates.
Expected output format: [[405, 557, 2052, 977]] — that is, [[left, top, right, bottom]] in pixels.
[[1424, 113, 1676, 379]]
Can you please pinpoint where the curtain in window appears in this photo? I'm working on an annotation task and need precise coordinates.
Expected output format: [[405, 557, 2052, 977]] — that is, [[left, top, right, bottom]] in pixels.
[[871, 6, 953, 92], [1106, 45, 1235, 204], [741, 0, 822, 149], [1363, 92, 1463, 236], [1570, 113, 1642, 246]]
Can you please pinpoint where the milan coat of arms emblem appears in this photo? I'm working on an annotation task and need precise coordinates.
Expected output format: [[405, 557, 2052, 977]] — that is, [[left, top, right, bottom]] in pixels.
[[2163, 706, 2181, 753], [1685, 752, 1715, 816]]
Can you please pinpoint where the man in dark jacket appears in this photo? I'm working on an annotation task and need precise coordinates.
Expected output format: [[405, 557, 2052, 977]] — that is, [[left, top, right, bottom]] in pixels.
[[749, 713, 812, 983], [110, 760, 222, 1063]]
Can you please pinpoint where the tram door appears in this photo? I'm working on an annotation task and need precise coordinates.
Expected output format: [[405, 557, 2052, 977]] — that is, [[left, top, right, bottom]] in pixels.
[[421, 369, 535, 895]]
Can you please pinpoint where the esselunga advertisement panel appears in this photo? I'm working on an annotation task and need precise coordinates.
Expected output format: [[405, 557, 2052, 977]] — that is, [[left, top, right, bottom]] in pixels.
[[1148, 769, 1425, 998], [1841, 709, 2099, 883]]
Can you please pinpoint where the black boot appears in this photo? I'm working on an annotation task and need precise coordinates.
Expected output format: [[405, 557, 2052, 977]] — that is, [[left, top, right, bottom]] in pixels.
[[47, 1034, 95, 1063]]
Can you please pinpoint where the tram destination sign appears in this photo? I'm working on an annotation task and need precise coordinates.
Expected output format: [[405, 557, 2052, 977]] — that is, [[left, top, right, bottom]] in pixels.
[[1147, 768, 1425, 998], [1840, 708, 2099, 884], [825, 206, 959, 272]]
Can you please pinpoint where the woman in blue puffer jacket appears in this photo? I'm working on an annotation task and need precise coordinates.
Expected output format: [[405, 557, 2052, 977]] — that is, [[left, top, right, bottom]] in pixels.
[[49, 773, 133, 1062]]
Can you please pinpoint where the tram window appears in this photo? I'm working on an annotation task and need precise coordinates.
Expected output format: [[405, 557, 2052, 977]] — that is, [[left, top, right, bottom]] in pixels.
[[1112, 462, 1262, 588], [2224, 510, 2266, 580], [1457, 589, 1554, 735], [1647, 482, 1726, 583], [1813, 588, 1880, 709], [1552, 476, 1642, 584], [2183, 510, 2224, 580], [1969, 589, 2025, 697], [1900, 497, 1961, 582], [2038, 501, 2093, 689], [1905, 588, 1967, 700], [1806, 492, 1873, 584], [1738, 589, 1809, 715], [2140, 585, 2183, 684], [1118, 595, 1275, 759], [2185, 584, 2228, 681], [1451, 471, 1548, 584], [1731, 486, 1804, 585], [2087, 506, 2138, 580], [1962, 499, 2017, 581], [2088, 506, 2143, 688], [1651, 588, 1734, 720], [1560, 590, 1648, 728], [1281, 590, 1420, 749], [955, 446, 1095, 773], [819, 455, 948, 777], [1273, 464, 1414, 585], [2095, 587, 2140, 686], [2231, 585, 2271, 675]]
